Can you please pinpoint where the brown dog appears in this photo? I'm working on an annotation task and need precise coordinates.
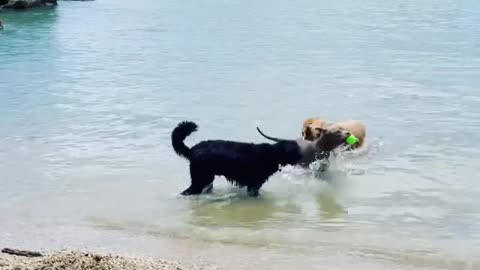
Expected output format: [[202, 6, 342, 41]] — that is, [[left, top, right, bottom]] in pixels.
[[303, 118, 366, 149], [302, 117, 329, 141]]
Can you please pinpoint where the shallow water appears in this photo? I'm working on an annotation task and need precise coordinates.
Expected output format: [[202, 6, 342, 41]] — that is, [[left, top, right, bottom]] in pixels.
[[1, 0, 480, 269]]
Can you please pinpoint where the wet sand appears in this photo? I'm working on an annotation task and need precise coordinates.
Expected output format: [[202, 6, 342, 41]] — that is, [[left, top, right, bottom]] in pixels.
[[0, 250, 207, 270]]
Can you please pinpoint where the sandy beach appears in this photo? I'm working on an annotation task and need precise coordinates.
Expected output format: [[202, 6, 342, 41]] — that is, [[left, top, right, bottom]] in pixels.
[[0, 250, 207, 270]]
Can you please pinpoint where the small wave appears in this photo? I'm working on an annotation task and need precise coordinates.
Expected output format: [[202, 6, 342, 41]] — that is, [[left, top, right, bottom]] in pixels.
[[280, 137, 385, 180]]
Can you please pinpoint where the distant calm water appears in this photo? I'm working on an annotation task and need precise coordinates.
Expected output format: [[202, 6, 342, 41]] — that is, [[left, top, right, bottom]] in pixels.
[[1, 0, 480, 269]]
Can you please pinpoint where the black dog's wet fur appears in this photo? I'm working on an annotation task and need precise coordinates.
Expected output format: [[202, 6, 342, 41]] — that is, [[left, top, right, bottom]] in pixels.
[[172, 121, 302, 196], [171, 121, 345, 197]]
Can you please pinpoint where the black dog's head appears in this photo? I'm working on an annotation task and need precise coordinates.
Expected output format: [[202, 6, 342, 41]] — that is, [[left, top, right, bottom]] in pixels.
[[255, 125, 350, 168], [256, 125, 349, 153], [314, 126, 350, 152]]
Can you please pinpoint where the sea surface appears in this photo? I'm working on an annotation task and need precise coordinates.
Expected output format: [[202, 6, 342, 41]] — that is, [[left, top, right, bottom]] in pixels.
[[1, 0, 480, 269]]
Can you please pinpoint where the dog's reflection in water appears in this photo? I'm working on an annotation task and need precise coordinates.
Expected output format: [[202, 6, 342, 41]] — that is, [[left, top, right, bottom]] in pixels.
[[185, 182, 347, 229], [185, 191, 298, 228]]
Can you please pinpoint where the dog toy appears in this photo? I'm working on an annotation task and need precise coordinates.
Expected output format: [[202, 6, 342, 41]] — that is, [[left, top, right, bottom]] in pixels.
[[346, 134, 359, 145]]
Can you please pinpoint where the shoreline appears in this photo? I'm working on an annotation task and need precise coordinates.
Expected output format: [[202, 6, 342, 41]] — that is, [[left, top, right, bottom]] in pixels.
[[0, 249, 209, 270]]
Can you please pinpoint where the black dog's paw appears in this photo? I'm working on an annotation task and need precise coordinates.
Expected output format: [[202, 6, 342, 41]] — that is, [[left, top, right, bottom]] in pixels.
[[203, 183, 213, 193], [181, 184, 214, 196], [247, 187, 260, 197], [181, 190, 192, 196]]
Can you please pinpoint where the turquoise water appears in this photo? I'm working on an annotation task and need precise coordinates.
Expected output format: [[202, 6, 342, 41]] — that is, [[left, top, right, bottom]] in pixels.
[[1, 0, 480, 269]]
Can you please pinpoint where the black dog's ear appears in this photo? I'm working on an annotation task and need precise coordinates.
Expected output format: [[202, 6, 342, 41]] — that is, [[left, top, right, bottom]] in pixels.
[[313, 133, 326, 148], [314, 131, 338, 152]]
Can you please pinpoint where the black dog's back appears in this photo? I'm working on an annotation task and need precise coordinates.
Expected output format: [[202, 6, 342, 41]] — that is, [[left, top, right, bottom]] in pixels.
[[191, 140, 286, 178]]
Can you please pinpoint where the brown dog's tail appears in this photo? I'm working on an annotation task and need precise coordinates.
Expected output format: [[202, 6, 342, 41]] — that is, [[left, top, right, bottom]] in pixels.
[[256, 127, 287, 142], [172, 121, 197, 160]]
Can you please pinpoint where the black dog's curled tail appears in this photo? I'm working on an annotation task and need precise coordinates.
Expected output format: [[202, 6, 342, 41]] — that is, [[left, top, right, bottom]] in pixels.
[[172, 121, 198, 160]]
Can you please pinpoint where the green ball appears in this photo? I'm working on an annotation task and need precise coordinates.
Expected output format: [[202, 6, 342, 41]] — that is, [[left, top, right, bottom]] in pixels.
[[346, 135, 359, 145]]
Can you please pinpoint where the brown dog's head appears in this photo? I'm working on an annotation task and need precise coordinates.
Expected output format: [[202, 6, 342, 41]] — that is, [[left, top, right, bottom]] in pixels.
[[302, 118, 329, 141]]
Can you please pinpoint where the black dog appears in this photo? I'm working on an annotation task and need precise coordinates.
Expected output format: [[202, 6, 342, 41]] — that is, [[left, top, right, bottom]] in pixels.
[[172, 121, 349, 196]]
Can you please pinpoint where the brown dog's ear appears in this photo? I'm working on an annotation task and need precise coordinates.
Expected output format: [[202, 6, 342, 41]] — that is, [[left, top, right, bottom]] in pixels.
[[302, 118, 315, 128]]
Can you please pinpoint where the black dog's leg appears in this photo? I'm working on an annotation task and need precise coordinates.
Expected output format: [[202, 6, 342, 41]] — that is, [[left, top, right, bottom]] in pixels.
[[316, 151, 331, 172], [317, 158, 330, 172], [181, 163, 214, 196], [247, 182, 263, 197], [247, 187, 259, 197], [203, 183, 213, 193]]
